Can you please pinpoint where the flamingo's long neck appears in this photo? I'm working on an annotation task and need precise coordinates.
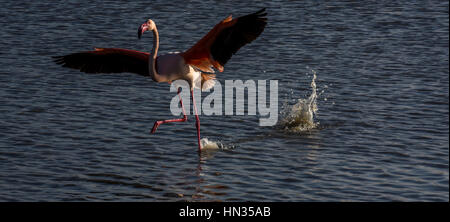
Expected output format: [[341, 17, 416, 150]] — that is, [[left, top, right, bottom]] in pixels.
[[149, 27, 163, 82]]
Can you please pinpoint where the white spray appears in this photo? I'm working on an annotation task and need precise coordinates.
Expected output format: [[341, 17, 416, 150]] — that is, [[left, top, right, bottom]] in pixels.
[[279, 69, 319, 132]]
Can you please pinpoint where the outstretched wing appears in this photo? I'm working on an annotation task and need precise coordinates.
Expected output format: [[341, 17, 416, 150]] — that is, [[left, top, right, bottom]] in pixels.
[[182, 8, 267, 73], [53, 48, 150, 76]]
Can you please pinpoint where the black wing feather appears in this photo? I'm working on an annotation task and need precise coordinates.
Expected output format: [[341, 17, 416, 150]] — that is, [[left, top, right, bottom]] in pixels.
[[210, 8, 267, 66], [53, 48, 150, 76]]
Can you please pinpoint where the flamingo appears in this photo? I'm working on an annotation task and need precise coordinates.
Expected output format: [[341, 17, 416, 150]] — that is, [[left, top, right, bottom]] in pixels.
[[54, 8, 267, 151]]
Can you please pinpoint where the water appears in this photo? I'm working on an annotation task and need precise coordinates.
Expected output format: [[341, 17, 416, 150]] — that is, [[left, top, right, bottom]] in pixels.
[[0, 0, 448, 201], [279, 69, 319, 132]]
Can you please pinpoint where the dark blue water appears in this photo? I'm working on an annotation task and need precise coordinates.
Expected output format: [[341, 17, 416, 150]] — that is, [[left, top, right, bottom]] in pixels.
[[0, 0, 448, 201]]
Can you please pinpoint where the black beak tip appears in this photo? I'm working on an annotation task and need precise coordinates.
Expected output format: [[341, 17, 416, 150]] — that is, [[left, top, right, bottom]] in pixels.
[[138, 29, 142, 39]]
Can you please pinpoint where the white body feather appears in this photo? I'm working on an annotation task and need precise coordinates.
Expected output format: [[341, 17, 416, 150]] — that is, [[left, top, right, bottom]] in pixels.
[[154, 53, 215, 91]]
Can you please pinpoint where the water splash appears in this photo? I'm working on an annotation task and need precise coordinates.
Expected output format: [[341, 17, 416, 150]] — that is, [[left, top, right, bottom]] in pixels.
[[279, 69, 319, 132], [200, 138, 234, 150], [200, 138, 220, 150]]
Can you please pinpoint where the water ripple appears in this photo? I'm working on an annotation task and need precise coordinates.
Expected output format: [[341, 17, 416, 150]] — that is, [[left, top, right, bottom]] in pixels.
[[0, 0, 448, 201]]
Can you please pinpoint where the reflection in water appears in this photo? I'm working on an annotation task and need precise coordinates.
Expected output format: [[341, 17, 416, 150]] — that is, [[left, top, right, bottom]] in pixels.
[[191, 147, 228, 201]]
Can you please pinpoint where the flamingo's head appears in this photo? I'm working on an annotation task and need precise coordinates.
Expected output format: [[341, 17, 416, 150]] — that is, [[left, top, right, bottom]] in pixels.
[[138, 19, 156, 39]]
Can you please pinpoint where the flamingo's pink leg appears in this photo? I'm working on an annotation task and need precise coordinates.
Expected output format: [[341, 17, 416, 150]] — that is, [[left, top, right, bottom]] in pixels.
[[150, 88, 187, 134], [191, 89, 202, 151]]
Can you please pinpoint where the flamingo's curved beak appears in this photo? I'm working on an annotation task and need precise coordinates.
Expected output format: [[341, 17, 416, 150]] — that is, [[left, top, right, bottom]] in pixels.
[[138, 23, 148, 39]]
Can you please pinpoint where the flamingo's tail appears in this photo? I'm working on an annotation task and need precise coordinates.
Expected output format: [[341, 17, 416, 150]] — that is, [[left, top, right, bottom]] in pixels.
[[201, 73, 216, 91]]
